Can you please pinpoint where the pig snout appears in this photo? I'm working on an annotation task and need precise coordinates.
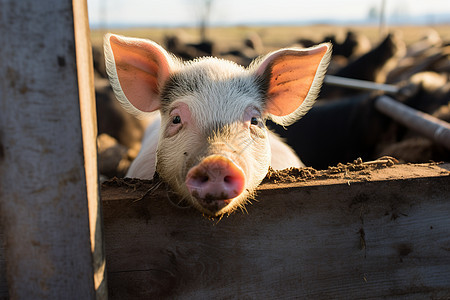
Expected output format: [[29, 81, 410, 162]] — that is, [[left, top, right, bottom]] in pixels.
[[185, 155, 245, 212]]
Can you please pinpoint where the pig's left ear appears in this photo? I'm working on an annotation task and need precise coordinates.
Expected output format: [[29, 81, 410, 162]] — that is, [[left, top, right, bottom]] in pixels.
[[104, 34, 177, 118], [255, 43, 332, 126]]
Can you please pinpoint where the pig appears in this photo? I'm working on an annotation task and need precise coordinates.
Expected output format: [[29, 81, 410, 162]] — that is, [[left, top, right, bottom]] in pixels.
[[321, 33, 405, 99], [331, 30, 371, 59], [268, 93, 391, 170], [104, 34, 331, 216], [269, 71, 450, 169]]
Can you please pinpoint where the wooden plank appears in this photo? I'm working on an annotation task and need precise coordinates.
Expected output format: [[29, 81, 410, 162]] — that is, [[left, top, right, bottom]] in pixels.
[[72, 0, 107, 298], [100, 163, 450, 299], [0, 1, 102, 298]]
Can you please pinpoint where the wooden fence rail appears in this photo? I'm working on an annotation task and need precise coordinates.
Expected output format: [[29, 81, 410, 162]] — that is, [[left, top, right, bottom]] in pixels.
[[100, 163, 450, 299]]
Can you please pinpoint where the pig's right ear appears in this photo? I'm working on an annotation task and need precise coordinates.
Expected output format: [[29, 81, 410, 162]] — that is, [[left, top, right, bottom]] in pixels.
[[104, 33, 175, 117], [255, 43, 332, 126]]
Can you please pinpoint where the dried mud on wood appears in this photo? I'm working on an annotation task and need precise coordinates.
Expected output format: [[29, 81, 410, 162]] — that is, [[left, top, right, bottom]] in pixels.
[[101, 177, 161, 201], [262, 156, 400, 184], [102, 157, 449, 197], [102, 177, 154, 190]]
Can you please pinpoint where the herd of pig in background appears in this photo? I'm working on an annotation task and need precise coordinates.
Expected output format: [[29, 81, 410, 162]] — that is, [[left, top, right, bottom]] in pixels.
[[93, 29, 450, 179]]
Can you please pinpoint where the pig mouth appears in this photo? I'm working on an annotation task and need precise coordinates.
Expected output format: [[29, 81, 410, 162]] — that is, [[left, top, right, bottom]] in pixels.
[[190, 190, 237, 212]]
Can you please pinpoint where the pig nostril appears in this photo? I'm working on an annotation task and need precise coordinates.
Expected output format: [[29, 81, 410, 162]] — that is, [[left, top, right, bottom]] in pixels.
[[200, 175, 209, 183], [224, 175, 233, 183]]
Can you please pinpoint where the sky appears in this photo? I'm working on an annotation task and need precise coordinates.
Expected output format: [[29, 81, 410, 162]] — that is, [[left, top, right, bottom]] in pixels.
[[87, 0, 450, 27]]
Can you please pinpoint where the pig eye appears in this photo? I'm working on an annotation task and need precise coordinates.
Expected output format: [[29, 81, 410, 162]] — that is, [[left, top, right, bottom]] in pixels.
[[172, 115, 181, 124], [250, 117, 259, 125]]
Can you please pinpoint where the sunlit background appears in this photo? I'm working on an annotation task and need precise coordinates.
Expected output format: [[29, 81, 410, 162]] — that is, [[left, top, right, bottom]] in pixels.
[[88, 0, 450, 28]]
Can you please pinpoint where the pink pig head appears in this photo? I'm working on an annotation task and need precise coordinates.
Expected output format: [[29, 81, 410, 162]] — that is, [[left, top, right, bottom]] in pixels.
[[104, 34, 331, 216]]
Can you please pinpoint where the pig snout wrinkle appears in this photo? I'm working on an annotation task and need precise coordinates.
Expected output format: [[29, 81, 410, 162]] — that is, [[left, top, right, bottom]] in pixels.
[[185, 155, 245, 211]]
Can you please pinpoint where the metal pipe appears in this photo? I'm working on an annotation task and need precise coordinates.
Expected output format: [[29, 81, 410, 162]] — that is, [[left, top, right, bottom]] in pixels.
[[375, 96, 450, 150], [324, 75, 399, 93]]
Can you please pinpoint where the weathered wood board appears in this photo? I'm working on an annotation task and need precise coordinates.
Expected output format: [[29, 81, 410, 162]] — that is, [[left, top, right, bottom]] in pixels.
[[100, 163, 450, 299], [0, 0, 105, 298]]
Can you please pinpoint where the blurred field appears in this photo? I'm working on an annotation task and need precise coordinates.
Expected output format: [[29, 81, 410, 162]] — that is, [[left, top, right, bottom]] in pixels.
[[91, 24, 450, 50]]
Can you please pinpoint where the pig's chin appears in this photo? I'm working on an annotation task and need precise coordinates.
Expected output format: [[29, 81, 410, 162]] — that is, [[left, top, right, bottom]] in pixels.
[[189, 191, 251, 217], [179, 174, 252, 216]]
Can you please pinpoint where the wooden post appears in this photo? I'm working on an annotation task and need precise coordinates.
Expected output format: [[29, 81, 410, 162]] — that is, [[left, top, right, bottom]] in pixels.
[[0, 1, 106, 298]]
